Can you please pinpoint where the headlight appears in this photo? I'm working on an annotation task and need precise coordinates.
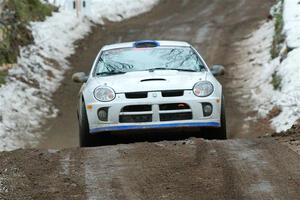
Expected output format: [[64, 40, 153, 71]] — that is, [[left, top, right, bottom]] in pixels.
[[94, 86, 116, 102], [193, 81, 214, 97]]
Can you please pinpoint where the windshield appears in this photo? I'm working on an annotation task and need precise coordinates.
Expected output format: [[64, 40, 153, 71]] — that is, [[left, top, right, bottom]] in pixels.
[[94, 47, 206, 76]]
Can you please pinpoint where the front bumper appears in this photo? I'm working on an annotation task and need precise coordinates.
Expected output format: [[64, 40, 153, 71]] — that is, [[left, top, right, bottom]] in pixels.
[[86, 90, 222, 134], [90, 121, 220, 134]]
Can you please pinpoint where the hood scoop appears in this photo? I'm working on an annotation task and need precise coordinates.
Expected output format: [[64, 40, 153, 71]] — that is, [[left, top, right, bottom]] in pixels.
[[141, 78, 166, 82]]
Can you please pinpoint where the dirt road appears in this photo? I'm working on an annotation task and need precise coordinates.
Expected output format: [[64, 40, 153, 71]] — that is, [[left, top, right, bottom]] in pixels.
[[3, 0, 300, 199], [1, 138, 300, 199], [37, 0, 273, 148]]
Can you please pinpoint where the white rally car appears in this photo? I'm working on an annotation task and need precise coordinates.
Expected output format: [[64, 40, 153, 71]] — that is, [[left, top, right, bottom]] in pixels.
[[73, 40, 226, 147]]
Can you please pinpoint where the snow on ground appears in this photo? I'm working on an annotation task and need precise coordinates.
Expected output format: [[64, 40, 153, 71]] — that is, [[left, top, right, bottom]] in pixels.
[[0, 0, 159, 151], [236, 0, 300, 132], [283, 0, 300, 49]]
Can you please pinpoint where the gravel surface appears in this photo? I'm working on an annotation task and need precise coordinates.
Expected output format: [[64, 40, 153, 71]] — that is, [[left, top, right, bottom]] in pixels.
[[3, 1, 299, 200], [1, 138, 300, 199], [273, 122, 300, 154]]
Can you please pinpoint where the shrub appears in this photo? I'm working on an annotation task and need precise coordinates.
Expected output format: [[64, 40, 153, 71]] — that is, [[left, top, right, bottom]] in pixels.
[[270, 1, 285, 59], [0, 70, 7, 85], [271, 72, 282, 90], [0, 0, 55, 66]]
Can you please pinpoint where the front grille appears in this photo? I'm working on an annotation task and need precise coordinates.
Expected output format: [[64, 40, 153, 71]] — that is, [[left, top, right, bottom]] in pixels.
[[120, 115, 152, 123], [121, 105, 151, 112], [119, 103, 193, 123], [160, 112, 192, 121], [159, 103, 192, 121], [125, 92, 148, 99], [125, 90, 185, 99], [159, 103, 190, 111], [120, 105, 152, 123], [161, 90, 184, 97]]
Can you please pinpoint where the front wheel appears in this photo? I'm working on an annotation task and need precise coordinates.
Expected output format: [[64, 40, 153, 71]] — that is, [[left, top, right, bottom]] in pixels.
[[79, 102, 95, 147]]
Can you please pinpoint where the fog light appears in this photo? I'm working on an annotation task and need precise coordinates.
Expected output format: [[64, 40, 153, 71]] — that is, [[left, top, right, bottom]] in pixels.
[[202, 103, 213, 117], [98, 108, 108, 121]]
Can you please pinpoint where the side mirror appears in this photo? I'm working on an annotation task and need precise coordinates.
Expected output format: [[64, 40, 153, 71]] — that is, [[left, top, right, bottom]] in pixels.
[[72, 72, 88, 83], [210, 65, 225, 76]]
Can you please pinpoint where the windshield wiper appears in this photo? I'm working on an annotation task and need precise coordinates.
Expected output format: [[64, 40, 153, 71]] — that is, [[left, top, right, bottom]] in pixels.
[[148, 68, 198, 72], [148, 68, 168, 72], [172, 68, 198, 72], [96, 71, 127, 76]]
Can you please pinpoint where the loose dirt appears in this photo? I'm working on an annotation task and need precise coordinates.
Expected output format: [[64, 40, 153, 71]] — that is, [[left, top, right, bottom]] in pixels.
[[3, 1, 299, 200], [1, 138, 300, 199], [273, 122, 300, 154]]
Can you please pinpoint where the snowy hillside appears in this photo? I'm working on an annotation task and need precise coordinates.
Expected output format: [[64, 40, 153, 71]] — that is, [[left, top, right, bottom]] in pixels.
[[236, 0, 300, 132], [0, 0, 159, 151]]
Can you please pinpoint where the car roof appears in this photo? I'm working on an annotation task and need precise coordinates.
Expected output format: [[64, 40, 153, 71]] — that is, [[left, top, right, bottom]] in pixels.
[[101, 40, 191, 51]]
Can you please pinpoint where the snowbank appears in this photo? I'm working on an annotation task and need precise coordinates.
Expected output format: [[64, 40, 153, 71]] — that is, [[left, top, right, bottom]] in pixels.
[[236, 0, 300, 132], [283, 0, 300, 49], [0, 0, 159, 151]]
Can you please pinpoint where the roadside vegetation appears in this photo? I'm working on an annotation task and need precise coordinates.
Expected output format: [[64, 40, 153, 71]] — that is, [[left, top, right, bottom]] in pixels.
[[0, 70, 7, 85], [0, 0, 55, 85], [270, 72, 282, 90], [270, 6, 284, 59], [270, 0, 284, 90]]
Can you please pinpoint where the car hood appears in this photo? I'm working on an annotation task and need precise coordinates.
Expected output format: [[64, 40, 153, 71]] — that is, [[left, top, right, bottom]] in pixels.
[[88, 71, 208, 93]]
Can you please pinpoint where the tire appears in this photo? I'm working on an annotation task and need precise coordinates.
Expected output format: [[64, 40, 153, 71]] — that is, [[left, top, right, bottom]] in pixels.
[[79, 101, 94, 147], [204, 96, 227, 140]]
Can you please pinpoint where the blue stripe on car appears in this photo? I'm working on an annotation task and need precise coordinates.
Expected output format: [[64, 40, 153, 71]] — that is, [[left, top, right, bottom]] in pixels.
[[90, 122, 220, 134]]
